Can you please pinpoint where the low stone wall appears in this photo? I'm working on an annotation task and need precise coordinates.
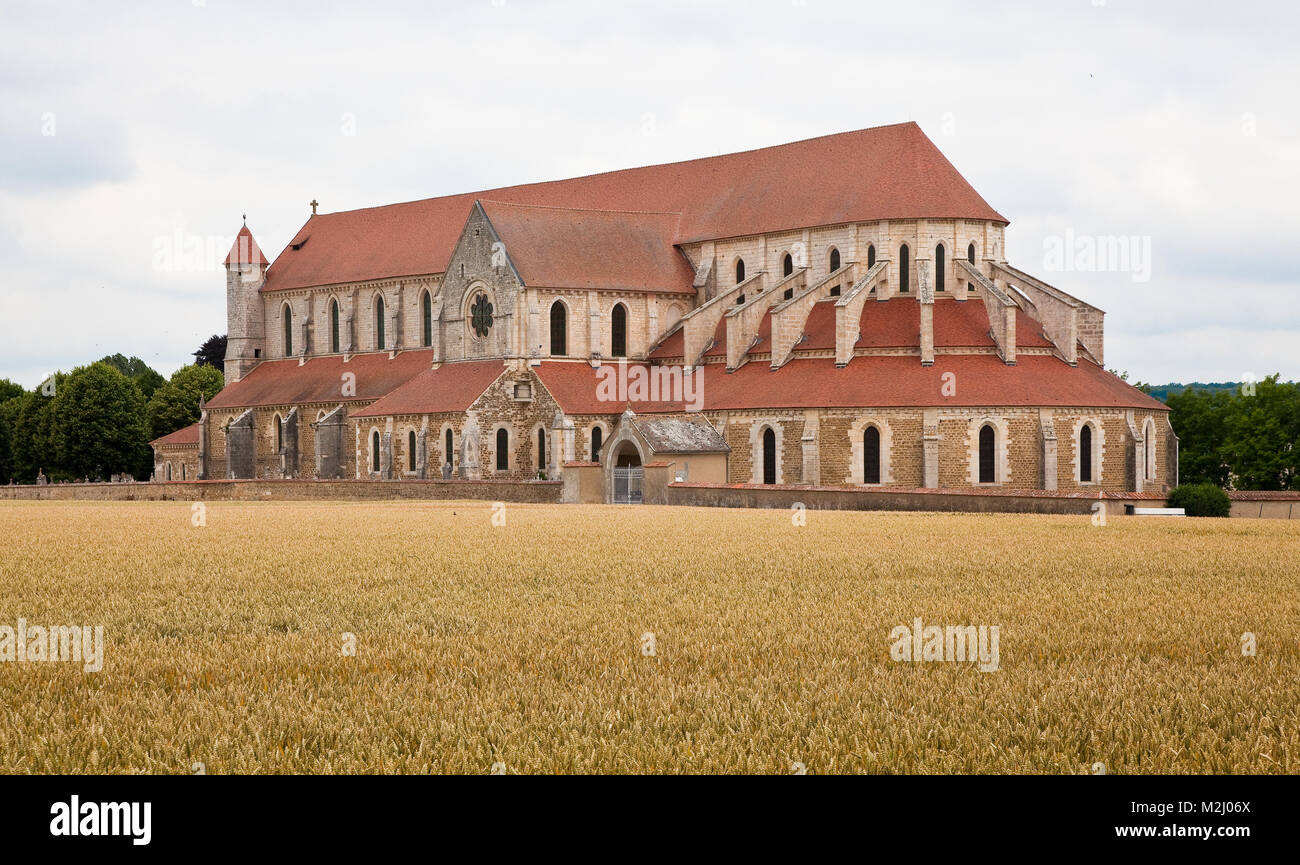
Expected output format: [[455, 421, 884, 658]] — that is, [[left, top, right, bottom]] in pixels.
[[1228, 492, 1300, 519], [661, 481, 1159, 516], [0, 478, 563, 504]]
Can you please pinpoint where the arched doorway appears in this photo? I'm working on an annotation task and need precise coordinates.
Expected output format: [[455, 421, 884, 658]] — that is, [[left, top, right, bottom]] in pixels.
[[761, 427, 777, 485], [611, 440, 643, 504]]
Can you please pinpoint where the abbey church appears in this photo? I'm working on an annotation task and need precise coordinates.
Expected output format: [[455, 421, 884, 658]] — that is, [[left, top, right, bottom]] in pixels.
[[150, 122, 1175, 501]]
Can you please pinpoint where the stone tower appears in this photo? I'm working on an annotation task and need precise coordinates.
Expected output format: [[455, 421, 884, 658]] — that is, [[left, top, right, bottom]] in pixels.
[[224, 221, 269, 383]]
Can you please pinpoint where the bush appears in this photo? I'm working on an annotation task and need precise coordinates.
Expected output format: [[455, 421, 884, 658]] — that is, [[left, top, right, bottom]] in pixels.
[[1167, 483, 1231, 518]]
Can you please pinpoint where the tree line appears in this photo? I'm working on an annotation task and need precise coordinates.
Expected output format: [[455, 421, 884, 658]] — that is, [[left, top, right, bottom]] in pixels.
[[1166, 375, 1300, 490], [0, 336, 226, 484]]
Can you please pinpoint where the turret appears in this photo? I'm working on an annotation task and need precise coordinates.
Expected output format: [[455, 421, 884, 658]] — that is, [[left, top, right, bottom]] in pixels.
[[224, 220, 269, 382]]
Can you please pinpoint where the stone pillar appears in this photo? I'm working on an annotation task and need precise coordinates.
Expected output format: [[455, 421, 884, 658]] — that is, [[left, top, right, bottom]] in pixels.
[[282, 407, 300, 478], [918, 260, 935, 366], [416, 417, 429, 479], [801, 410, 820, 485], [922, 409, 940, 489], [459, 414, 482, 480], [1039, 409, 1057, 491]]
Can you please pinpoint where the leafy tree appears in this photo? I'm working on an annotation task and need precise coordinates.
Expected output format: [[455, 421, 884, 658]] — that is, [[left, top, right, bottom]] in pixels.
[[1167, 483, 1231, 517], [0, 378, 23, 404], [193, 334, 227, 373], [147, 364, 224, 440], [8, 381, 62, 482], [98, 353, 165, 400], [51, 363, 149, 480], [1166, 386, 1232, 487], [1218, 375, 1300, 490]]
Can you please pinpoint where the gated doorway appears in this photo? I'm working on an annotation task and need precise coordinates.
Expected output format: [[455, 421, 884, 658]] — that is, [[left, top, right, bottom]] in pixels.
[[611, 441, 643, 504]]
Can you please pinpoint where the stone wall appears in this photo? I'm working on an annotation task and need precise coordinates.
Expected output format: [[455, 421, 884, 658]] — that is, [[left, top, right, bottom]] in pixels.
[[0, 479, 562, 503]]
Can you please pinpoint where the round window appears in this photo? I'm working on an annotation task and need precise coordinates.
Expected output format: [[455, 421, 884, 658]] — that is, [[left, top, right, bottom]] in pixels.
[[469, 292, 494, 339]]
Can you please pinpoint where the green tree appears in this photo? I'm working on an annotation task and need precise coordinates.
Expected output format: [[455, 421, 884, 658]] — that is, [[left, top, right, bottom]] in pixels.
[[8, 382, 62, 482], [52, 363, 149, 480], [1219, 376, 1300, 490], [1166, 386, 1232, 487], [99, 353, 165, 401], [193, 334, 227, 373], [147, 364, 224, 440]]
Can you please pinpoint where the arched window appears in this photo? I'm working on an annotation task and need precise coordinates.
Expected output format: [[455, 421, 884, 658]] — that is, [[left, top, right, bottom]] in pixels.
[[735, 258, 746, 284], [978, 425, 996, 483], [611, 303, 627, 357], [934, 244, 945, 292], [1144, 420, 1157, 481], [867, 244, 876, 268], [375, 296, 386, 350], [829, 248, 841, 272], [166, 462, 172, 481], [408, 429, 417, 472], [282, 305, 293, 356], [371, 430, 381, 473], [591, 426, 603, 460], [1080, 425, 1093, 483], [537, 428, 547, 472], [782, 253, 793, 277], [550, 300, 567, 356], [761, 427, 777, 485], [421, 291, 433, 347], [967, 243, 976, 264], [445, 428, 454, 470], [181, 463, 186, 481], [274, 415, 283, 452], [495, 428, 509, 471], [330, 299, 340, 353], [864, 426, 881, 484], [899, 245, 910, 293]]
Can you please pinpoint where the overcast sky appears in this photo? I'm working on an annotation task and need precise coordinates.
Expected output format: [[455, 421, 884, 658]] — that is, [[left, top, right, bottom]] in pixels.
[[2, 0, 1296, 389]]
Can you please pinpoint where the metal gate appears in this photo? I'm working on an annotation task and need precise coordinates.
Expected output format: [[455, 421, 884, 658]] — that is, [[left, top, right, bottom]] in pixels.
[[613, 466, 644, 504]]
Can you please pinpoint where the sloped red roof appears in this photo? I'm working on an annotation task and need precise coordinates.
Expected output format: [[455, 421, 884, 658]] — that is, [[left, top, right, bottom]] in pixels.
[[649, 327, 684, 359], [352, 360, 507, 417], [150, 422, 199, 447], [225, 224, 269, 266], [479, 201, 695, 293], [534, 356, 1165, 414], [205, 350, 435, 409], [798, 297, 1053, 352], [262, 123, 1006, 292]]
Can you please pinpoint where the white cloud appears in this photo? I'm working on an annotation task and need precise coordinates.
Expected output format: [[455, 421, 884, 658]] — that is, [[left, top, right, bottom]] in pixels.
[[1, 0, 1297, 387]]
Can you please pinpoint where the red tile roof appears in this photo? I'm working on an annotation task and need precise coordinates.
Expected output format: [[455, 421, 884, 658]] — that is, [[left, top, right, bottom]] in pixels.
[[225, 224, 269, 266], [648, 326, 684, 359], [479, 201, 695, 294], [352, 360, 507, 417], [534, 356, 1165, 414], [205, 350, 436, 409], [262, 123, 1006, 292], [150, 422, 199, 447], [796, 296, 1054, 352]]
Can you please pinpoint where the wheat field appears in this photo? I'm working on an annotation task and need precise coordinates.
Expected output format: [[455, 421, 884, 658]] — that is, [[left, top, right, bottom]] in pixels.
[[0, 500, 1296, 774]]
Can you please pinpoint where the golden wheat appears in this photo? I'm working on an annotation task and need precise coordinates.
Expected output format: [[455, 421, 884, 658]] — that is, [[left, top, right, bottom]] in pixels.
[[0, 500, 1296, 774]]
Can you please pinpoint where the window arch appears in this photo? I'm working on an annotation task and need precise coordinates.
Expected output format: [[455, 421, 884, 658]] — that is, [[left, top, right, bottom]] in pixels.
[[330, 299, 341, 353], [829, 248, 841, 272], [408, 429, 417, 473], [166, 462, 172, 481], [867, 244, 876, 268], [611, 303, 628, 357], [591, 425, 603, 461], [735, 258, 746, 284], [282, 305, 293, 356], [1143, 418, 1157, 482], [421, 290, 433, 347], [371, 430, 381, 473], [444, 428, 454, 471], [274, 414, 283, 453], [536, 427, 547, 473], [863, 426, 881, 484], [550, 300, 567, 356], [181, 463, 186, 481], [978, 424, 996, 484], [935, 244, 945, 292], [1079, 424, 1094, 483], [374, 295, 386, 350], [899, 244, 910, 293], [782, 253, 793, 277], [761, 427, 777, 485], [967, 242, 976, 264], [495, 428, 509, 472]]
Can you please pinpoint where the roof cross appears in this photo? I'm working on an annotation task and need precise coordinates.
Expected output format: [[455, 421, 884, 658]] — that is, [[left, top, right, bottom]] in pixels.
[[310, 199, 319, 215]]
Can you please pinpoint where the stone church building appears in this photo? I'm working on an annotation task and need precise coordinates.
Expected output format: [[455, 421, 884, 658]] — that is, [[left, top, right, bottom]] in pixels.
[[152, 122, 1175, 502]]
